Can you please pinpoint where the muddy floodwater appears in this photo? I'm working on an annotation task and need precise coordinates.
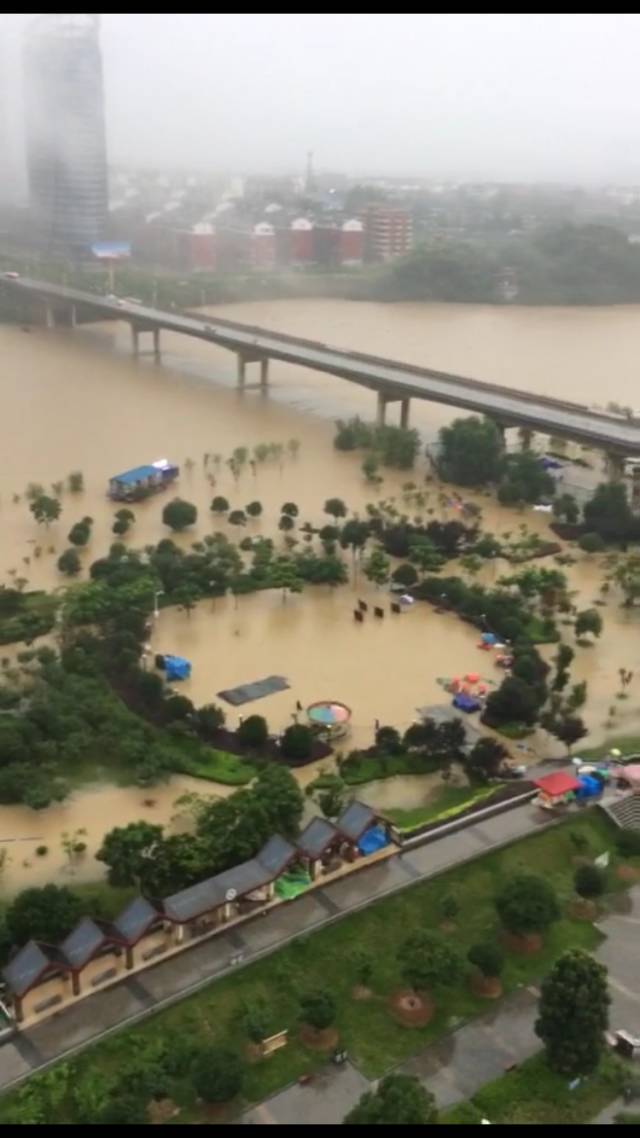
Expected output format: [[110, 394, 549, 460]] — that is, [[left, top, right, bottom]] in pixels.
[[1, 297, 640, 892]]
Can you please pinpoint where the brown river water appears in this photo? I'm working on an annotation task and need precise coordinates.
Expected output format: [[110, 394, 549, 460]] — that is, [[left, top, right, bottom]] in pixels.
[[0, 298, 639, 894]]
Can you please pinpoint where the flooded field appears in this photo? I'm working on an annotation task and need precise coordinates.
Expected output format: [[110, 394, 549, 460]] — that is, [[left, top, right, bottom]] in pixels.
[[0, 296, 639, 891]]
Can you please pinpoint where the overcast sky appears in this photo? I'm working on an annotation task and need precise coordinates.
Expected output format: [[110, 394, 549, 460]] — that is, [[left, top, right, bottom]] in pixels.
[[4, 12, 640, 184]]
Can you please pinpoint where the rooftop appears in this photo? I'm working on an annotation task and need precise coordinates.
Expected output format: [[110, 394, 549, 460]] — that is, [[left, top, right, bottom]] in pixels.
[[336, 800, 377, 842], [2, 940, 66, 997], [297, 817, 340, 859]]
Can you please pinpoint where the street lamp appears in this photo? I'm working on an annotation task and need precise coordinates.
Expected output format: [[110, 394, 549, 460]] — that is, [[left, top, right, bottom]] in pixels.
[[154, 589, 164, 618]]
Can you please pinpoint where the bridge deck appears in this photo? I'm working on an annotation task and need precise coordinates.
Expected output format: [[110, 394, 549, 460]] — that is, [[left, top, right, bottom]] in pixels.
[[5, 276, 640, 453]]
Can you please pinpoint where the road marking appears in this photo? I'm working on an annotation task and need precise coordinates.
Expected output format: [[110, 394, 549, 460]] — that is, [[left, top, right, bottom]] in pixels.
[[609, 976, 640, 1005]]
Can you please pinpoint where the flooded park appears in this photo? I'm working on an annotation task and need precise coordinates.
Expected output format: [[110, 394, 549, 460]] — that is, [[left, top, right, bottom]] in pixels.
[[1, 295, 640, 892]]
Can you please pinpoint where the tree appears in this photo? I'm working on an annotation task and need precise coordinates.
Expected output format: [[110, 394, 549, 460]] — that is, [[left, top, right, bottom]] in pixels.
[[584, 482, 632, 541], [278, 513, 295, 531], [439, 416, 503, 487], [495, 873, 560, 936], [237, 714, 268, 748], [280, 723, 313, 762], [408, 537, 445, 573], [96, 821, 164, 887], [482, 675, 542, 728], [363, 549, 390, 587], [319, 782, 346, 819], [553, 493, 580, 525], [362, 454, 380, 483], [228, 509, 247, 526], [343, 1074, 437, 1126], [375, 725, 402, 754], [578, 532, 605, 554], [246, 500, 262, 518], [398, 930, 464, 992], [68, 521, 91, 547], [349, 946, 374, 988], [391, 563, 418, 588], [241, 998, 271, 1044], [575, 608, 603, 640], [567, 680, 587, 711], [299, 989, 336, 1030], [162, 498, 197, 531], [467, 941, 505, 979], [30, 495, 61, 527], [192, 703, 225, 738], [191, 1046, 244, 1103], [173, 583, 199, 617], [535, 949, 610, 1076], [210, 496, 229, 514], [547, 714, 587, 753], [324, 497, 347, 520], [98, 1097, 148, 1126], [57, 548, 81, 576], [614, 555, 640, 606], [574, 863, 606, 899], [498, 451, 555, 505], [6, 884, 84, 945], [268, 559, 304, 602], [68, 471, 84, 492], [281, 502, 299, 517], [255, 765, 306, 839], [467, 737, 508, 781]]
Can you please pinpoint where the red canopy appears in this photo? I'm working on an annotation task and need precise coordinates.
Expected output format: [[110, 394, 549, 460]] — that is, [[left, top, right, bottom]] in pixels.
[[534, 772, 581, 798]]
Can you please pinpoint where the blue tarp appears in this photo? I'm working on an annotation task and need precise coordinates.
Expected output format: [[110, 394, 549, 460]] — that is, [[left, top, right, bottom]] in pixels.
[[453, 692, 481, 713], [357, 825, 390, 856], [482, 632, 498, 645], [540, 456, 563, 471], [576, 775, 602, 800], [164, 654, 191, 682]]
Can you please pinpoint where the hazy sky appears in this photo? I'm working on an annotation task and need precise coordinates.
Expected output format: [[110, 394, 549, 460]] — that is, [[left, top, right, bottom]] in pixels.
[[5, 12, 640, 183]]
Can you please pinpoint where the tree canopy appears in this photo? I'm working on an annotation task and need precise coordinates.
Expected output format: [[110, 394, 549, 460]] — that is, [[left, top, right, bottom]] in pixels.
[[343, 1074, 438, 1126], [535, 949, 610, 1076], [162, 498, 197, 531], [495, 873, 560, 936], [398, 930, 464, 992], [6, 884, 85, 945], [439, 416, 504, 486]]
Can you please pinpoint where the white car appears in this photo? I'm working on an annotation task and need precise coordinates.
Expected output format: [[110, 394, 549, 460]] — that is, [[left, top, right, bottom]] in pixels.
[[3, 271, 19, 279]]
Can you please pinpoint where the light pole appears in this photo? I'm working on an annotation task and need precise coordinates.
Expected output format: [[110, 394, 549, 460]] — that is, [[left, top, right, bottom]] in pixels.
[[154, 589, 164, 618]]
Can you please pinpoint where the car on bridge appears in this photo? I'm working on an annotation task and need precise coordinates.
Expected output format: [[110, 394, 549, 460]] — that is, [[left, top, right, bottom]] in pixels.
[[2, 271, 19, 280]]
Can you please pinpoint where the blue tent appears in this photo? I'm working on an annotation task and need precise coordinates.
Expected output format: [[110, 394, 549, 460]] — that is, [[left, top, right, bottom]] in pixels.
[[482, 632, 498, 646], [575, 775, 602, 800], [453, 692, 481, 713], [164, 654, 191, 682]]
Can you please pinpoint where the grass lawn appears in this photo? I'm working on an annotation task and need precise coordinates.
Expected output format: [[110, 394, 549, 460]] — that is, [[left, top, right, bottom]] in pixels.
[[341, 751, 442, 785], [172, 745, 257, 785], [0, 809, 633, 1124], [581, 734, 640, 761], [386, 784, 498, 830], [442, 1051, 627, 1124]]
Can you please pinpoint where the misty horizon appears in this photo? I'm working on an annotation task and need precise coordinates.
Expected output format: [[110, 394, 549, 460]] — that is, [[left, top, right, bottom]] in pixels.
[[4, 13, 640, 189]]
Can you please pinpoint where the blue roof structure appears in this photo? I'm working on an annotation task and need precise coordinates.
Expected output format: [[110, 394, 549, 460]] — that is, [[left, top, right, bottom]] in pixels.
[[164, 655, 191, 682], [110, 465, 159, 486]]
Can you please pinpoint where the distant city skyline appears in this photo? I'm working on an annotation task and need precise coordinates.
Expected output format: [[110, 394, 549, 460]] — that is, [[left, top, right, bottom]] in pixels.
[[5, 14, 640, 194]]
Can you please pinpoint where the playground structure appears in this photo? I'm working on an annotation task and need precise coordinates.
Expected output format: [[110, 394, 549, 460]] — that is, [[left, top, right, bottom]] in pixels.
[[307, 700, 352, 741]]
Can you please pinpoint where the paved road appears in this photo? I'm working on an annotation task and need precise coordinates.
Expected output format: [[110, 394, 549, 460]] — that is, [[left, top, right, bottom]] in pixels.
[[0, 801, 553, 1092], [240, 886, 640, 1125], [6, 276, 640, 451]]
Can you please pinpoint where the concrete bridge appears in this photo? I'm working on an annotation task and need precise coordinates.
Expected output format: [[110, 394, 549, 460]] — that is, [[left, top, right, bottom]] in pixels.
[[4, 274, 640, 472]]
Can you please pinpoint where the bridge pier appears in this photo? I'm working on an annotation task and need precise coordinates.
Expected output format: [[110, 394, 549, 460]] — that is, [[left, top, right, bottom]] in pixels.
[[605, 451, 625, 483], [153, 327, 161, 362], [44, 302, 54, 330], [236, 353, 268, 391], [518, 426, 533, 450], [376, 391, 410, 428]]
